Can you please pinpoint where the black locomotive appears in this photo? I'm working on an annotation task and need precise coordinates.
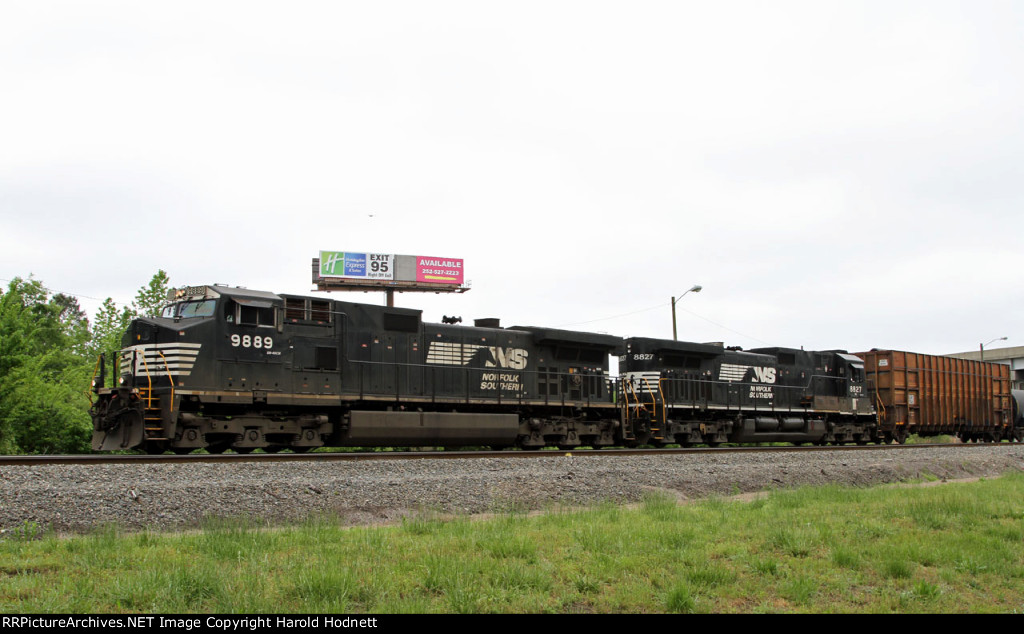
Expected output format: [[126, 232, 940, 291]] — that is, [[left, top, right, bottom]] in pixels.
[[619, 339, 877, 446], [91, 285, 621, 453], [90, 284, 889, 453]]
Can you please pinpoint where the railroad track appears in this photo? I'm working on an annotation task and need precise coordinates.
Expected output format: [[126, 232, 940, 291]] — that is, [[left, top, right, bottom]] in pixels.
[[4, 442, 1021, 536], [0, 441, 1011, 466]]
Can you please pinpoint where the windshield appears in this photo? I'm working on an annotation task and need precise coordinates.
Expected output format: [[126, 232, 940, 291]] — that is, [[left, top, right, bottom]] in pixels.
[[161, 300, 217, 319]]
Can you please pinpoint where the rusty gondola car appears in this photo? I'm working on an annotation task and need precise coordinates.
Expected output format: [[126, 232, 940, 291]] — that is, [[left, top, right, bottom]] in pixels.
[[857, 349, 1021, 443]]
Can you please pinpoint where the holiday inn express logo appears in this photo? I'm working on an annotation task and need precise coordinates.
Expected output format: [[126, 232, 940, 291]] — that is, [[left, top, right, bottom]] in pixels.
[[320, 251, 347, 276]]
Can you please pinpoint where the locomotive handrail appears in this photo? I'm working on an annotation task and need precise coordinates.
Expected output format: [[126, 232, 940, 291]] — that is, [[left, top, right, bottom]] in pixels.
[[339, 352, 618, 411], [131, 349, 173, 431], [154, 349, 175, 413], [137, 349, 152, 396], [88, 354, 104, 405], [654, 374, 868, 415], [660, 374, 709, 411], [135, 350, 156, 427], [656, 378, 670, 425], [640, 376, 659, 422], [347, 358, 611, 410], [624, 378, 640, 414]]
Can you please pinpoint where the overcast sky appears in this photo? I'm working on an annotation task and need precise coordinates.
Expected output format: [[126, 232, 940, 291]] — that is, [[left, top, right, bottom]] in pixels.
[[2, 1, 1021, 357]]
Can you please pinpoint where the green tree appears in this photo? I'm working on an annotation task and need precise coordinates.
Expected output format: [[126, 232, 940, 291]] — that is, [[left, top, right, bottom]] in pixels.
[[0, 271, 173, 453], [131, 269, 170, 318], [0, 277, 91, 453]]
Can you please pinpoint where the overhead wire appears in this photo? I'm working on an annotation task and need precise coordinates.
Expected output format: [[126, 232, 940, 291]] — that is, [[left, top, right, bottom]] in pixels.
[[556, 297, 771, 346], [0, 277, 109, 303]]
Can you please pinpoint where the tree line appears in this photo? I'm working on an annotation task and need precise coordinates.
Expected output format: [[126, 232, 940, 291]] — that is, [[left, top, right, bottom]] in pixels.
[[0, 272, 170, 454]]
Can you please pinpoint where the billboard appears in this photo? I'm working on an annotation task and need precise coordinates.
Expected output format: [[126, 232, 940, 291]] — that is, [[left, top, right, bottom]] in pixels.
[[318, 251, 464, 285]]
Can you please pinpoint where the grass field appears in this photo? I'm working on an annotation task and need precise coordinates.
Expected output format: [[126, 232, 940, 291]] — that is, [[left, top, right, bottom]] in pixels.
[[1, 470, 1022, 613]]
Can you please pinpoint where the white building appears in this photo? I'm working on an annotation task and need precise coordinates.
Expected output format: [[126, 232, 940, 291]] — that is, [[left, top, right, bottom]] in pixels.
[[948, 345, 1024, 391]]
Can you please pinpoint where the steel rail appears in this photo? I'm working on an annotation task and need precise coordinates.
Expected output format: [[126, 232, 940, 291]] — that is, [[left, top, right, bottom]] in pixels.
[[0, 442, 1015, 467]]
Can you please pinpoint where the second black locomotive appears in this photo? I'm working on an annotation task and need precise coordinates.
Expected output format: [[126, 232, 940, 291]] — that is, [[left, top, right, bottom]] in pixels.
[[620, 339, 876, 447]]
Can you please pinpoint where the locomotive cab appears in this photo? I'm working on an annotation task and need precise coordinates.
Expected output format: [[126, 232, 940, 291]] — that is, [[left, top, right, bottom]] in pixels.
[[91, 285, 299, 453]]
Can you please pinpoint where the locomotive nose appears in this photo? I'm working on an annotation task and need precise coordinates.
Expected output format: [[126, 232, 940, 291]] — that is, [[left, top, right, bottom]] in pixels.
[[126, 320, 160, 345]]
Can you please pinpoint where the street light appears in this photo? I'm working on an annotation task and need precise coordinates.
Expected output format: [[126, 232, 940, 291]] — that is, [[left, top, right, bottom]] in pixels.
[[671, 285, 702, 341], [980, 336, 1007, 361]]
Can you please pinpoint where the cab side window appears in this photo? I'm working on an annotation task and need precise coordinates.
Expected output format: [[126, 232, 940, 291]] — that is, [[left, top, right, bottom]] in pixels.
[[234, 301, 275, 327]]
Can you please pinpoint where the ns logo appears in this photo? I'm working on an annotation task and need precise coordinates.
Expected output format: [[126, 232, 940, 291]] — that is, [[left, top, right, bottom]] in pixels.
[[720, 363, 777, 384], [486, 347, 528, 370], [425, 341, 529, 369]]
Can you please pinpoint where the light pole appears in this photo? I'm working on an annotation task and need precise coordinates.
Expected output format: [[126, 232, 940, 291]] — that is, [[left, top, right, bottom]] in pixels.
[[671, 285, 702, 341], [980, 336, 1007, 361]]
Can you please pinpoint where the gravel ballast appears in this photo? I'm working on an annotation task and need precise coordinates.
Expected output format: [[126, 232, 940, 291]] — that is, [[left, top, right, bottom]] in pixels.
[[2, 445, 1023, 536]]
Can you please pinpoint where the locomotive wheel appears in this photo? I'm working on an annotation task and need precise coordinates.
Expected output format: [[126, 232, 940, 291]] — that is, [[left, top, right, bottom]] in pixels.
[[206, 442, 232, 454], [675, 435, 693, 447]]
